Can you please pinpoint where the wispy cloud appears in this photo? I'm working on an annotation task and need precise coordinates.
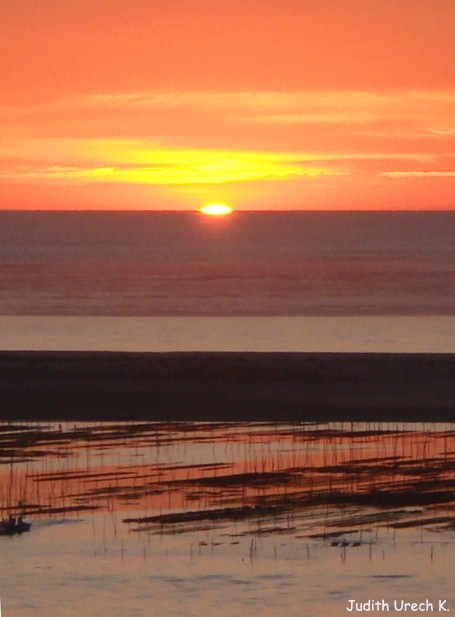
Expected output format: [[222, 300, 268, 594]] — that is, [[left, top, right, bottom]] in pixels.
[[0, 144, 347, 186], [380, 171, 455, 178], [428, 127, 455, 137], [1, 90, 454, 201], [2, 89, 455, 132]]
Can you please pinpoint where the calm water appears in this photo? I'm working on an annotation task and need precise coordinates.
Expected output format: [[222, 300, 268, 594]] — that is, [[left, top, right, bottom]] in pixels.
[[0, 211, 454, 317], [1, 210, 454, 352], [0, 421, 454, 617], [0, 315, 454, 352], [1, 212, 454, 614]]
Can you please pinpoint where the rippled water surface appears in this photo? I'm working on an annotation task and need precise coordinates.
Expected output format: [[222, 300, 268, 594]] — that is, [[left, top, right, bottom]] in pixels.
[[1, 211, 453, 316], [0, 422, 454, 616]]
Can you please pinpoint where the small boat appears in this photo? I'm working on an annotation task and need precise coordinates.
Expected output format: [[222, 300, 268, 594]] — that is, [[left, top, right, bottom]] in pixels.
[[0, 516, 31, 536]]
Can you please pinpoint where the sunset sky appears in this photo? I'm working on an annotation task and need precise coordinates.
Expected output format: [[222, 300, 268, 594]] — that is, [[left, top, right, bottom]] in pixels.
[[1, 0, 454, 210]]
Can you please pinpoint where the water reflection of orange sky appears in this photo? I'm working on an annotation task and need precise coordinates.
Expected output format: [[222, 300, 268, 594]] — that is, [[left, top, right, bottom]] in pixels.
[[1, 423, 454, 529]]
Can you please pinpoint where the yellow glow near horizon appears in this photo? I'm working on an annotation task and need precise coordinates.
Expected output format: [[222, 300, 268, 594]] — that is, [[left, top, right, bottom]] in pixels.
[[0, 140, 338, 186], [197, 203, 233, 216]]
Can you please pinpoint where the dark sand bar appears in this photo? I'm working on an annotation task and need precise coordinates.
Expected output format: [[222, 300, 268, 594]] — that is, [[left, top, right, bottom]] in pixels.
[[0, 352, 454, 422]]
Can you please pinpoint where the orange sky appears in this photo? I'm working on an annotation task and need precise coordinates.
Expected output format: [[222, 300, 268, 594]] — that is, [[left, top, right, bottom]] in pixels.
[[1, 0, 454, 210]]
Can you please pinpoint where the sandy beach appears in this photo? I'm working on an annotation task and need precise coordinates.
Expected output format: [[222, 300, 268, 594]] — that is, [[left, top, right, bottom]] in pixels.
[[0, 351, 453, 422]]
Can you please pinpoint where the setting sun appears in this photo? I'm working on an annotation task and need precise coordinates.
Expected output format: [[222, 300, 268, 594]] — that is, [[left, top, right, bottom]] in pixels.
[[197, 203, 233, 216]]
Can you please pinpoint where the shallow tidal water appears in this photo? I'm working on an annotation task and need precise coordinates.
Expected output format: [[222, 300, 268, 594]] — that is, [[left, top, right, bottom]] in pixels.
[[1, 315, 455, 353], [0, 422, 454, 616]]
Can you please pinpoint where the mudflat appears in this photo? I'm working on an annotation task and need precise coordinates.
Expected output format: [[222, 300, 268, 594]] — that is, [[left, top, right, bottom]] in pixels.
[[0, 351, 453, 422]]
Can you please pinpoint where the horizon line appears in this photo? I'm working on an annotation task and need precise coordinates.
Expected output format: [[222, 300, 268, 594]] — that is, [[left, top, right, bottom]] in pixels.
[[0, 208, 454, 214]]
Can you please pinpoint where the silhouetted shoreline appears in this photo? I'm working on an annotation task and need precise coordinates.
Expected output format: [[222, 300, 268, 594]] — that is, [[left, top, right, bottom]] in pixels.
[[0, 351, 453, 422]]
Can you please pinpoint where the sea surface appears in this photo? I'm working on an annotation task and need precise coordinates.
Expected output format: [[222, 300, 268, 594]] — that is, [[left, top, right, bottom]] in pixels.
[[0, 315, 454, 352], [1, 421, 454, 617], [0, 211, 454, 351], [1, 213, 454, 615]]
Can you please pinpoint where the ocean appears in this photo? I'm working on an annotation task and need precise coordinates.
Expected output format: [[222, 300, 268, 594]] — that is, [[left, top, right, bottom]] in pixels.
[[1, 213, 454, 616], [0, 211, 454, 351]]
